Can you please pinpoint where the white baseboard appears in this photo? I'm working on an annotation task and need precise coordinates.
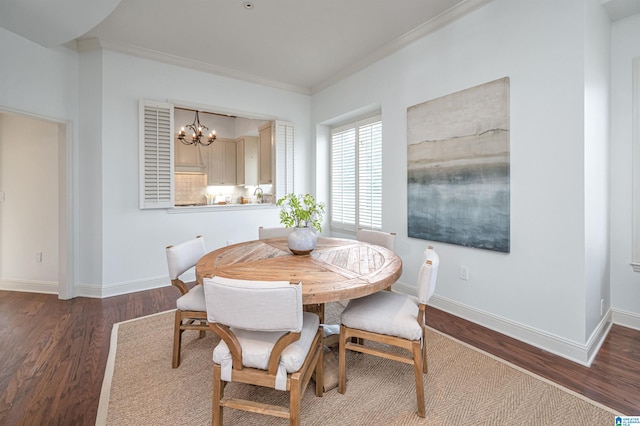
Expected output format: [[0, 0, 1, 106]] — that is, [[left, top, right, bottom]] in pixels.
[[1, 273, 185, 299], [393, 280, 611, 367], [0, 279, 58, 294], [612, 308, 640, 331], [95, 273, 183, 298]]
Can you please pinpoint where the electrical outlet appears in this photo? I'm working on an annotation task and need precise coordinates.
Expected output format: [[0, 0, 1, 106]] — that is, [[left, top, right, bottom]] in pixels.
[[459, 265, 469, 281], [36, 252, 43, 263], [0, 191, 5, 202], [226, 240, 234, 246], [601, 298, 604, 316]]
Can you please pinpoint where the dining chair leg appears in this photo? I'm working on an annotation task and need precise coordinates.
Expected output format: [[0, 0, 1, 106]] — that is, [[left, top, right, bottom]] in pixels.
[[338, 325, 347, 394], [289, 376, 301, 426], [422, 338, 429, 374], [172, 310, 183, 368], [315, 335, 324, 397], [412, 341, 426, 418], [212, 364, 224, 426]]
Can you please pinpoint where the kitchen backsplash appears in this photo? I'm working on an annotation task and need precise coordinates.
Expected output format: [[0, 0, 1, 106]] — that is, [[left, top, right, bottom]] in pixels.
[[174, 173, 272, 205], [175, 173, 207, 204]]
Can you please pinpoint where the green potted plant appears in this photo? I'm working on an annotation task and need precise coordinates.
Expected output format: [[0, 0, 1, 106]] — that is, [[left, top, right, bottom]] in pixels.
[[276, 193, 326, 254]]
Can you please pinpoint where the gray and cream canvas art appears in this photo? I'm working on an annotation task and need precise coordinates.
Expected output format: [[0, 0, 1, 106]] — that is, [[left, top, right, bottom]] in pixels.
[[407, 77, 510, 253]]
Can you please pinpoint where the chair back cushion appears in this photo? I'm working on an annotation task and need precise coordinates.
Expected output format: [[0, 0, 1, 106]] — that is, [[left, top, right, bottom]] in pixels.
[[356, 228, 396, 251], [258, 226, 294, 239], [203, 276, 303, 333], [166, 236, 206, 279], [417, 247, 439, 304]]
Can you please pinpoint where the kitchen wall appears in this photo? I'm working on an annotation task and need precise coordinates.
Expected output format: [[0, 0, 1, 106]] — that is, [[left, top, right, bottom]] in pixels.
[[174, 173, 207, 205]]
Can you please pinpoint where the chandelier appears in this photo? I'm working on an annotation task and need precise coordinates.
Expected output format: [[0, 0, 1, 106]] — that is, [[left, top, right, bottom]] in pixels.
[[177, 110, 217, 146]]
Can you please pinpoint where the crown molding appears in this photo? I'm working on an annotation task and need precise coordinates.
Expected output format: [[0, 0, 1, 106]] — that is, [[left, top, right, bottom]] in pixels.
[[76, 38, 312, 96]]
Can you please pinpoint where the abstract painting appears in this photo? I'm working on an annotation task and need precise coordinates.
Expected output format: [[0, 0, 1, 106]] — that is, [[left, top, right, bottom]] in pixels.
[[407, 77, 510, 253]]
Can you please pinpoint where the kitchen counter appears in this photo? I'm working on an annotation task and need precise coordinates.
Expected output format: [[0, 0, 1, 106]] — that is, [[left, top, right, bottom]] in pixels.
[[168, 202, 277, 214]]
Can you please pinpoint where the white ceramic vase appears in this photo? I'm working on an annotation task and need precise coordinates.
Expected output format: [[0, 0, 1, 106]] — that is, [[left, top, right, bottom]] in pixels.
[[287, 227, 317, 255]]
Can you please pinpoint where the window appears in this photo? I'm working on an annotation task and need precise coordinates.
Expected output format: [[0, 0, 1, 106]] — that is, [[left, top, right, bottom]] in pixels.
[[330, 115, 382, 232]]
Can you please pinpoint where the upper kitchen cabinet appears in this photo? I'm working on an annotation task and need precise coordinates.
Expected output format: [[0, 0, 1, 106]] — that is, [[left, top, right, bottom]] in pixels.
[[236, 136, 259, 186], [258, 123, 273, 185], [207, 138, 237, 185], [174, 138, 206, 172]]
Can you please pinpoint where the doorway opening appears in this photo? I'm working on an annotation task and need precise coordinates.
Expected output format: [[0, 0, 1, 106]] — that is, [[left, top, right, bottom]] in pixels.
[[0, 109, 73, 299]]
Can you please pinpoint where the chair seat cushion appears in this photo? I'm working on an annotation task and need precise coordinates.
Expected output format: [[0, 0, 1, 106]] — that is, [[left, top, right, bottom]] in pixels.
[[341, 291, 421, 341], [176, 283, 206, 312], [213, 312, 320, 390]]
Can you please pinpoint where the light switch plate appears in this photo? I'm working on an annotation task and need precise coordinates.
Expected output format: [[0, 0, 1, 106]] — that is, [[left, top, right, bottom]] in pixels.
[[0, 191, 5, 202]]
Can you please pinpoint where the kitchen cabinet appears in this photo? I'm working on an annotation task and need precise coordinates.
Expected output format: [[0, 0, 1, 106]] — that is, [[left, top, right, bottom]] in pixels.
[[206, 138, 237, 185], [174, 139, 206, 172], [258, 123, 273, 184], [236, 136, 259, 186]]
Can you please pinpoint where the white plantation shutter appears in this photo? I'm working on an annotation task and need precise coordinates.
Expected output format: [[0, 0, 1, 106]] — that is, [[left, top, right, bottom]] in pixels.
[[331, 127, 356, 230], [275, 121, 294, 200], [358, 119, 382, 229], [139, 100, 174, 209], [331, 114, 381, 232]]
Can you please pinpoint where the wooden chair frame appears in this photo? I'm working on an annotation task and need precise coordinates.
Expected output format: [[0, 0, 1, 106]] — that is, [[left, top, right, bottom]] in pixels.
[[208, 280, 324, 426], [338, 261, 433, 418], [167, 235, 208, 368], [171, 278, 209, 368]]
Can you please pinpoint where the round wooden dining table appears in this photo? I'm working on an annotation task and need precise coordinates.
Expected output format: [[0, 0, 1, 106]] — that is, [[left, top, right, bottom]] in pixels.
[[196, 237, 402, 305]]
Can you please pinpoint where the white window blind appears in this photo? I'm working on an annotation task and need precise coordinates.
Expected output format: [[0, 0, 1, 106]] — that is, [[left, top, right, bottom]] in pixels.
[[331, 115, 382, 232], [139, 100, 174, 209]]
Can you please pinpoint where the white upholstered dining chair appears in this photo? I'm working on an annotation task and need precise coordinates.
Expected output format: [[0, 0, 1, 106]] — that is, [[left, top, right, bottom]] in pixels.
[[166, 235, 208, 368], [338, 246, 439, 418], [258, 226, 294, 239], [357, 228, 396, 291], [203, 276, 324, 426], [356, 228, 396, 251]]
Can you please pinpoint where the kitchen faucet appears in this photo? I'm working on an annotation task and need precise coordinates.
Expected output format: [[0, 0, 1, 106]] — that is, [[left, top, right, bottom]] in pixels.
[[253, 187, 263, 203]]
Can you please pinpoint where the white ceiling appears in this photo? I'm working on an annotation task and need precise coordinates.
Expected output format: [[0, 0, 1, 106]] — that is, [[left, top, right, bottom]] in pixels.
[[2, 0, 492, 94], [2, 0, 640, 94]]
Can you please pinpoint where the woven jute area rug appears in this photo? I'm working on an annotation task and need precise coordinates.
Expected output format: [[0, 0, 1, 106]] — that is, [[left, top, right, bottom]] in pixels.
[[97, 303, 618, 425]]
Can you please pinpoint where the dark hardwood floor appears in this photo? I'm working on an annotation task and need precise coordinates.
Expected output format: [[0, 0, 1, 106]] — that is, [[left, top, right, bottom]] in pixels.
[[0, 288, 638, 425]]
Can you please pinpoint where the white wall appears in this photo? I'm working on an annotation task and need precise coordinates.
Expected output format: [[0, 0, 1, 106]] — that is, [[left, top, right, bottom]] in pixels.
[[610, 13, 640, 328], [80, 48, 313, 296], [0, 27, 79, 121], [0, 27, 78, 297], [583, 0, 612, 341], [0, 113, 59, 290], [313, 0, 607, 362]]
